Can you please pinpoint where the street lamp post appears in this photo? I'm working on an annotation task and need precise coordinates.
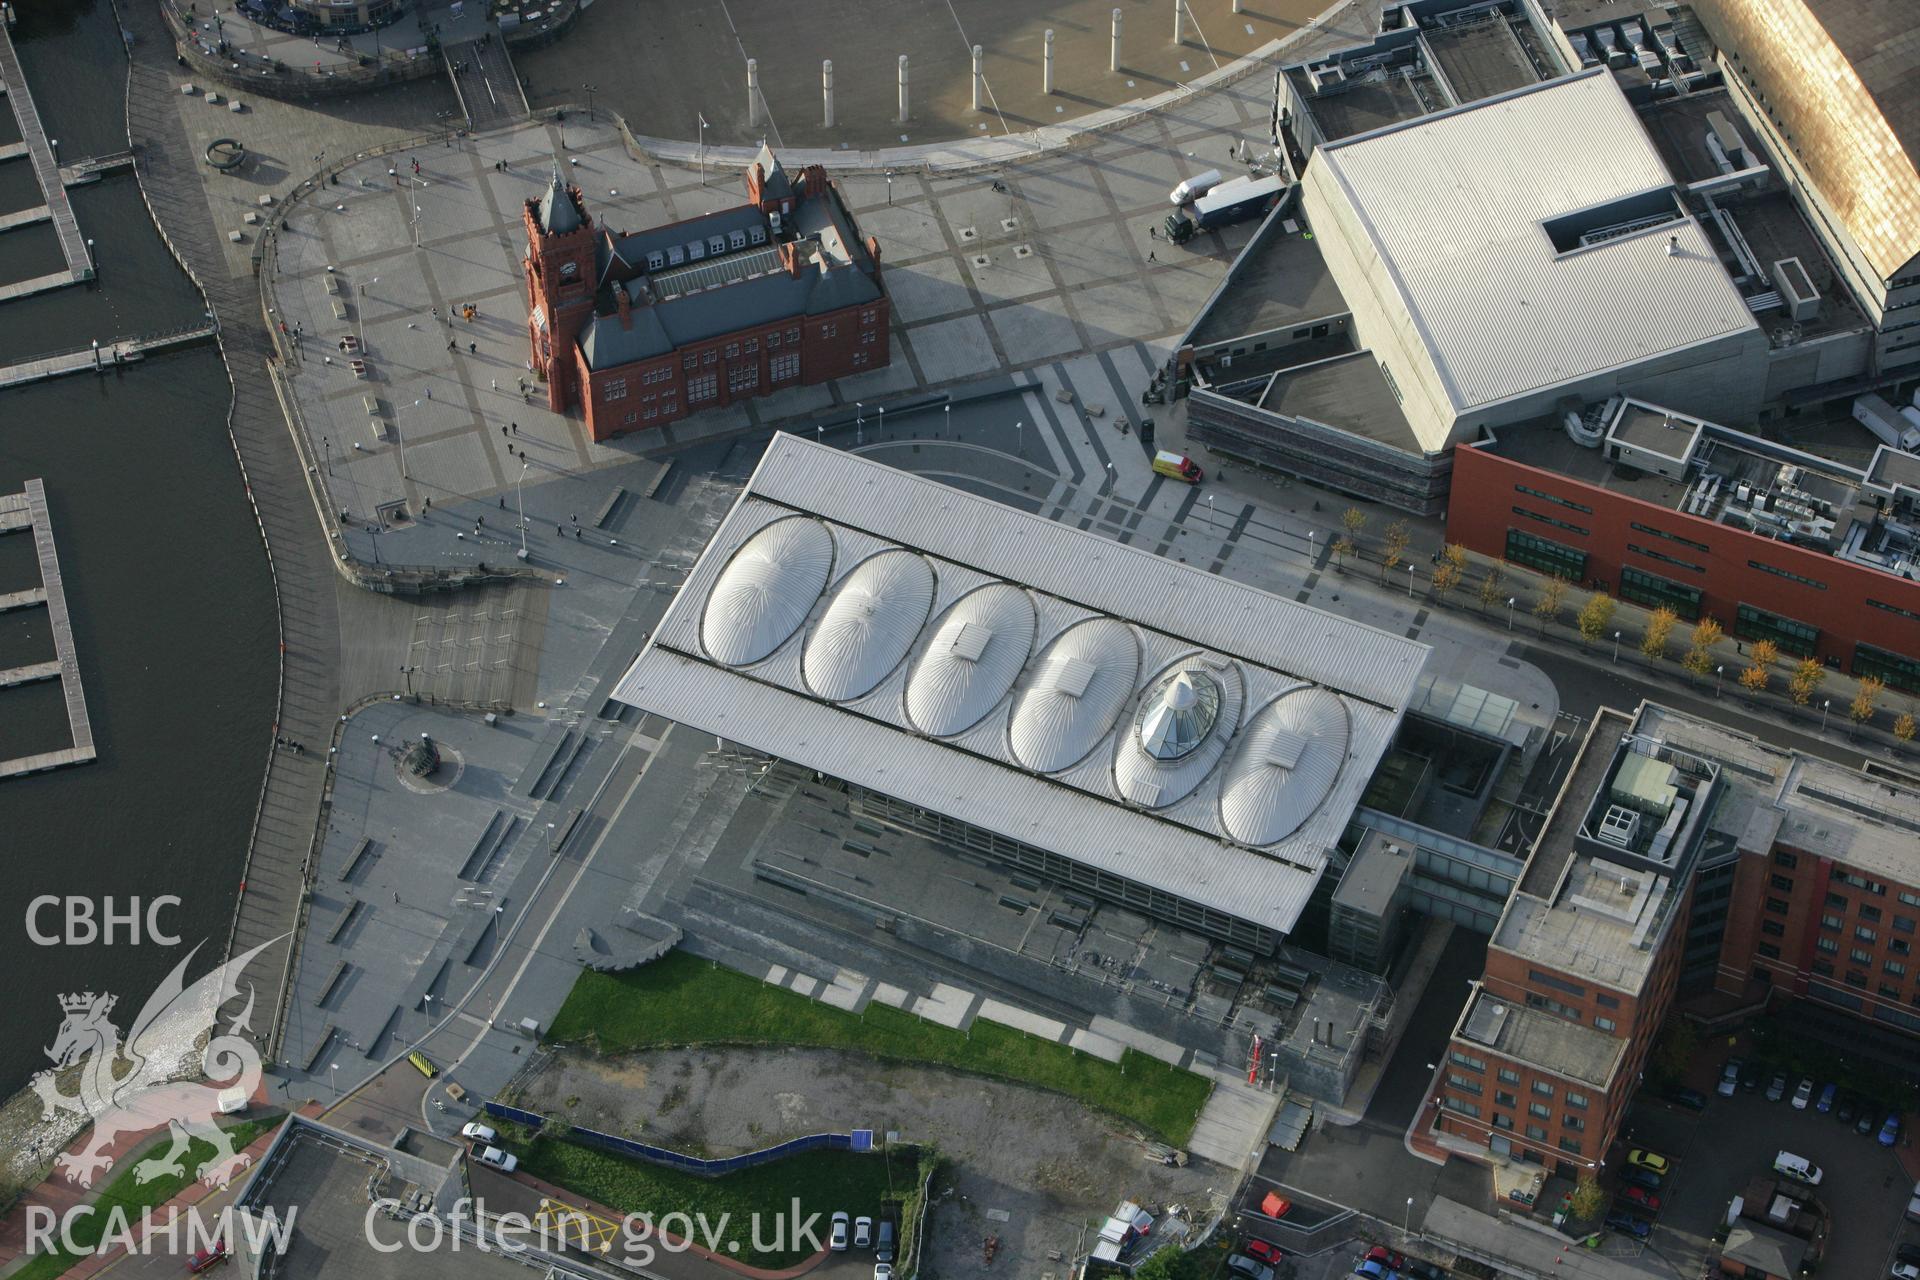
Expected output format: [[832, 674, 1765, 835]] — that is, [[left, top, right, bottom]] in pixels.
[[1716, 664, 1724, 697], [515, 461, 530, 560], [398, 399, 417, 479], [698, 112, 708, 185], [1404, 1196, 1413, 1243], [1821, 698, 1831, 733], [886, 169, 895, 205], [1506, 596, 1515, 631], [855, 402, 863, 447], [584, 83, 597, 120], [1307, 529, 1317, 563], [1015, 418, 1022, 454], [1612, 629, 1621, 664], [1407, 562, 1415, 598]]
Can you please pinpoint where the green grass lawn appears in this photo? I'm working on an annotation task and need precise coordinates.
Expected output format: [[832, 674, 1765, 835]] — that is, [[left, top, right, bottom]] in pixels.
[[13, 1116, 281, 1280], [520, 1138, 914, 1268], [548, 951, 1211, 1145]]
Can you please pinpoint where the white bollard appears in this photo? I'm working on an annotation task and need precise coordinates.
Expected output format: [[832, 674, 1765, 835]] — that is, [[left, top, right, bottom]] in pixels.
[[823, 59, 834, 128], [1112, 8, 1123, 71], [747, 59, 759, 127], [972, 45, 984, 111], [1044, 29, 1055, 94], [898, 54, 910, 123]]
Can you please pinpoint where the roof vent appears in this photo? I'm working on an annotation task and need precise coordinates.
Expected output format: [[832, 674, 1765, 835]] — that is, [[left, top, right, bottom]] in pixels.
[[949, 622, 992, 662], [1262, 728, 1310, 770], [1044, 655, 1097, 699]]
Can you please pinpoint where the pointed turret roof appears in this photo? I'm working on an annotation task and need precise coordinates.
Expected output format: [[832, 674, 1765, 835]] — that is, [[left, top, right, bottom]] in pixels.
[[537, 169, 582, 234], [753, 143, 792, 201]]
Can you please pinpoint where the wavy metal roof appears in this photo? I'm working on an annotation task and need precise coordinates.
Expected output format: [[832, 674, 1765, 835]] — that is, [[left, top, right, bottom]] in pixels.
[[700, 516, 833, 666], [1220, 688, 1351, 846], [1009, 618, 1140, 773], [614, 440, 1429, 936], [803, 550, 935, 701], [905, 584, 1037, 737]]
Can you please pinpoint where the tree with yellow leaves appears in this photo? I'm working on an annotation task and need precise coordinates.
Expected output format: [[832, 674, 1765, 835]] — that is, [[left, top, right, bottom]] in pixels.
[[1640, 608, 1677, 663], [1851, 676, 1885, 726], [1789, 657, 1825, 706]]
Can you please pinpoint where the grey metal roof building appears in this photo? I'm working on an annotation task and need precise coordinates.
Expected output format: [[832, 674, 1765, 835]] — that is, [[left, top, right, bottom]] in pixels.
[[613, 440, 1429, 947]]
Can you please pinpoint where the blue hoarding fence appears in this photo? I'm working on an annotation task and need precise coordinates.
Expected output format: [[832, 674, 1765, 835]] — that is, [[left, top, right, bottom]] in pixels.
[[484, 1102, 863, 1176]]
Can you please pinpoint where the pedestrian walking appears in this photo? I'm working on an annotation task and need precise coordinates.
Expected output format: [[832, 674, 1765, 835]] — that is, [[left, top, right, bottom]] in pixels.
[[501, 425, 507, 436], [447, 338, 456, 352], [491, 378, 497, 391], [499, 497, 505, 508], [423, 497, 431, 510], [574, 528, 581, 539], [425, 388, 433, 400], [469, 342, 477, 354], [510, 423, 518, 435], [1148, 251, 1157, 263], [557, 524, 564, 535], [569, 513, 577, 523]]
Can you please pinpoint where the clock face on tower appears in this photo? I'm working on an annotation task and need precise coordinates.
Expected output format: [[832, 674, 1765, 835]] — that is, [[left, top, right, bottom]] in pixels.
[[559, 261, 579, 280]]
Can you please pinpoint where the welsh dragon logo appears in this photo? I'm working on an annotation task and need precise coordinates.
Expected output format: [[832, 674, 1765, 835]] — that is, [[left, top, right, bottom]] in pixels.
[[29, 937, 283, 1191]]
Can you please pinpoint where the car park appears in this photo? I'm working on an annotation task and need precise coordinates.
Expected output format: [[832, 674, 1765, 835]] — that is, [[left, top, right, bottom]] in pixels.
[[460, 1122, 497, 1145], [1837, 1092, 1858, 1123], [1766, 1071, 1788, 1101], [853, 1217, 872, 1249], [1619, 1186, 1662, 1213], [1665, 1085, 1709, 1111], [1883, 1113, 1904, 1147], [1627, 1149, 1671, 1175], [1604, 1209, 1651, 1239], [1401, 1261, 1448, 1280], [1816, 1082, 1837, 1112], [473, 1146, 518, 1173], [830, 1212, 850, 1251], [1244, 1240, 1286, 1264], [1226, 1255, 1274, 1280], [1622, 1166, 1664, 1192], [1351, 1263, 1388, 1280], [1791, 1078, 1814, 1109], [1717, 1058, 1742, 1097]]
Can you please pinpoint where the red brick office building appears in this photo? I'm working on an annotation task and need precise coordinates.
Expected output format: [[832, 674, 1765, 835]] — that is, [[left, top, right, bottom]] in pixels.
[[523, 147, 890, 442], [1445, 418, 1920, 691]]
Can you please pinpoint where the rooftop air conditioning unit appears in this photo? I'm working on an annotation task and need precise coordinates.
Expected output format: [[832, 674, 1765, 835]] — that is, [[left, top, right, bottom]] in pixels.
[[1596, 804, 1642, 849], [1772, 257, 1820, 322]]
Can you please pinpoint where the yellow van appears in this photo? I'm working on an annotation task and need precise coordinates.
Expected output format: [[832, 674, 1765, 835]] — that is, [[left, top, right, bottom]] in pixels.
[[1152, 451, 1204, 483]]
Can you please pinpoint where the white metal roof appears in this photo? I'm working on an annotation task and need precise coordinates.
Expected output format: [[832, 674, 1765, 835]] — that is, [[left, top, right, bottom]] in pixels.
[[613, 439, 1429, 935], [1312, 70, 1758, 417], [1221, 688, 1351, 846]]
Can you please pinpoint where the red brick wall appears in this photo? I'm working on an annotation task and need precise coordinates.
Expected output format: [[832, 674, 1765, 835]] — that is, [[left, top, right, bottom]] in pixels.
[[1446, 441, 1920, 676]]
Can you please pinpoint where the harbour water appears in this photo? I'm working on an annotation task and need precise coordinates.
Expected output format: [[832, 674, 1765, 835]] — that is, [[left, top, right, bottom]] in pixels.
[[0, 1, 279, 1097]]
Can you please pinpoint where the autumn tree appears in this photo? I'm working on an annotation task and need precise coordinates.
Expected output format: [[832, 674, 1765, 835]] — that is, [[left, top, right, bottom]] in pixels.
[[1533, 578, 1568, 632], [1789, 657, 1825, 706], [1477, 563, 1507, 615], [1576, 593, 1616, 647], [1684, 616, 1725, 679], [1569, 1173, 1607, 1220], [1640, 608, 1677, 663], [1895, 712, 1917, 745], [1380, 519, 1410, 585], [1851, 676, 1886, 726]]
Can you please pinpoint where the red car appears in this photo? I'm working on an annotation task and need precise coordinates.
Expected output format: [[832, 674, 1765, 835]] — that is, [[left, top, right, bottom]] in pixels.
[[187, 1241, 228, 1272], [1619, 1185, 1663, 1213], [1245, 1240, 1286, 1264], [1365, 1246, 1405, 1270]]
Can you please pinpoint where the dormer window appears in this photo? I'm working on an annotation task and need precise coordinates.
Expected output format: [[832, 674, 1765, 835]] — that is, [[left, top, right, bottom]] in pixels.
[[707, 235, 726, 256], [749, 225, 767, 245], [686, 240, 705, 261], [667, 245, 685, 265], [729, 229, 747, 251], [646, 251, 664, 271]]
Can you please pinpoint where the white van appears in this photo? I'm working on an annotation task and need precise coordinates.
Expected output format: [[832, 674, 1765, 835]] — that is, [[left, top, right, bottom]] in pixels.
[[1169, 169, 1224, 206], [1773, 1150, 1823, 1185]]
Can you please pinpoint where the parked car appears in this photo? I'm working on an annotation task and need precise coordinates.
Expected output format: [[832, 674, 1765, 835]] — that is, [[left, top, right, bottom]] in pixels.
[[1627, 1149, 1671, 1176], [1898, 1242, 1920, 1266], [853, 1217, 873, 1250], [1351, 1263, 1389, 1280], [1816, 1082, 1838, 1113], [1364, 1246, 1406, 1270], [1766, 1070, 1789, 1101], [1619, 1186, 1662, 1213], [873, 1264, 893, 1280], [1717, 1058, 1742, 1097], [1859, 1106, 1880, 1136], [830, 1212, 850, 1252], [876, 1221, 896, 1262], [1244, 1240, 1286, 1264], [1622, 1167, 1664, 1192], [473, 1146, 517, 1173], [1791, 1078, 1815, 1109], [187, 1241, 229, 1273], [1604, 1209, 1651, 1240], [1837, 1092, 1859, 1123], [1666, 1085, 1709, 1111], [1890, 1262, 1919, 1280], [1401, 1261, 1447, 1280], [1226, 1255, 1274, 1280], [460, 1122, 498, 1145], [1882, 1113, 1904, 1147]]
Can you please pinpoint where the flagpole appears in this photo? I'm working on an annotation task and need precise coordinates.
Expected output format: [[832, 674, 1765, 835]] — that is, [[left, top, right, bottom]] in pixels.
[[699, 113, 708, 185]]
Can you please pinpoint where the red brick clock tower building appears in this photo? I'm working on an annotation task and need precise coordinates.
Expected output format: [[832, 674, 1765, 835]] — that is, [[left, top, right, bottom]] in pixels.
[[523, 172, 598, 414]]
